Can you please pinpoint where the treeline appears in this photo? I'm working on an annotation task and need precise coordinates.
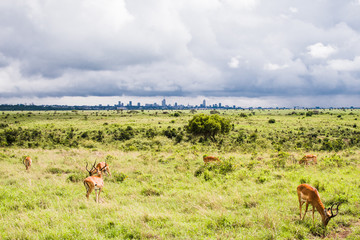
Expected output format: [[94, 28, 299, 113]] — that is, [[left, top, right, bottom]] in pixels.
[[1, 121, 359, 152]]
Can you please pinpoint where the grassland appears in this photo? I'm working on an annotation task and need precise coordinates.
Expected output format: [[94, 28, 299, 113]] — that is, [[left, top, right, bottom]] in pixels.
[[0, 109, 359, 239]]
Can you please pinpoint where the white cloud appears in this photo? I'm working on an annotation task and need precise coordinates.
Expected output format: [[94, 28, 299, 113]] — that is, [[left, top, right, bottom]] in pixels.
[[264, 63, 289, 71], [289, 7, 298, 13], [228, 57, 240, 68], [0, 0, 360, 106], [222, 0, 259, 10], [327, 56, 360, 71], [307, 43, 337, 59]]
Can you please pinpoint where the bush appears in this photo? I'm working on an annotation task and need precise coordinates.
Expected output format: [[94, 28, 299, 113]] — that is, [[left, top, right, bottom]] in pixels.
[[163, 127, 177, 139], [113, 126, 134, 141], [321, 154, 348, 167], [186, 114, 231, 141], [321, 138, 345, 152], [145, 128, 157, 139], [268, 119, 276, 123]]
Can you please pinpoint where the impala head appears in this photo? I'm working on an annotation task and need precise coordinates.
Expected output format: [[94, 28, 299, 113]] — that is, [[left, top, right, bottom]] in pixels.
[[92, 164, 108, 176], [323, 203, 341, 226], [100, 162, 111, 176], [86, 160, 97, 176]]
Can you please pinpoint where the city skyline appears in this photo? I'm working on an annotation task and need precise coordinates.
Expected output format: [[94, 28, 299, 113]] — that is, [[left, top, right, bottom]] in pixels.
[[1, 96, 358, 111]]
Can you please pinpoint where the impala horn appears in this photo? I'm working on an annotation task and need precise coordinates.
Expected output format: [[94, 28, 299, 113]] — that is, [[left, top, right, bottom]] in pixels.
[[330, 202, 341, 218], [86, 160, 97, 176]]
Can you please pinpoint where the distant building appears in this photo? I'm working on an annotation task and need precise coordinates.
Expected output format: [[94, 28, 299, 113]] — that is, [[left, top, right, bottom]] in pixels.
[[162, 98, 166, 107]]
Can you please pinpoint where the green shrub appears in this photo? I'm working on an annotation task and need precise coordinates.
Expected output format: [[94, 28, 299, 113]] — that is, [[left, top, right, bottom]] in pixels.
[[321, 154, 348, 167], [186, 114, 231, 141], [113, 126, 134, 141], [145, 128, 157, 139], [268, 119, 276, 123]]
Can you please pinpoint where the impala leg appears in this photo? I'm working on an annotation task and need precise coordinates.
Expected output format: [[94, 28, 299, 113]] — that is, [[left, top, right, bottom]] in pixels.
[[302, 203, 309, 220], [84, 183, 93, 200], [95, 190, 99, 203], [98, 188, 102, 203], [299, 201, 304, 219], [86, 188, 93, 199], [312, 205, 315, 224]]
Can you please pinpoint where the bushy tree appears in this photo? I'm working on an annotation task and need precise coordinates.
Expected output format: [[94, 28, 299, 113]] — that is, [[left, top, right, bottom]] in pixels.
[[186, 114, 231, 141]]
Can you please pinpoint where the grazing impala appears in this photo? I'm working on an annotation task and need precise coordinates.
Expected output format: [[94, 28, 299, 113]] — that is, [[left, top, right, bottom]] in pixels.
[[299, 154, 317, 165], [297, 184, 341, 227], [91, 162, 111, 176], [84, 162, 107, 203], [203, 155, 221, 164], [23, 156, 32, 170]]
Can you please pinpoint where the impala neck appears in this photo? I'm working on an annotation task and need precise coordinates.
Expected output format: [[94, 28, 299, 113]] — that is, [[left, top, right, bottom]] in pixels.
[[314, 200, 328, 222]]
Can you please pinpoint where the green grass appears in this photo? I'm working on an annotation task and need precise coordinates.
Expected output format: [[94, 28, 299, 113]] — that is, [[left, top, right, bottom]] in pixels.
[[0, 109, 359, 239]]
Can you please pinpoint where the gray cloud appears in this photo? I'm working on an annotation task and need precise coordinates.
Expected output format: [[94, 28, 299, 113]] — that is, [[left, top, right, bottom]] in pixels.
[[0, 0, 360, 106]]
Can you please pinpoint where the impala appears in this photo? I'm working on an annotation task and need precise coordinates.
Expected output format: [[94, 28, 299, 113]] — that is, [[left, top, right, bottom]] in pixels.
[[299, 154, 317, 165], [93, 162, 111, 176], [84, 162, 108, 203], [297, 183, 341, 227], [203, 155, 221, 164], [23, 156, 32, 170]]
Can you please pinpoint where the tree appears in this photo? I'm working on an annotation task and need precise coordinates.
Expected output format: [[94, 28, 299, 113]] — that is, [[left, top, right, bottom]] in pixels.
[[186, 114, 231, 141]]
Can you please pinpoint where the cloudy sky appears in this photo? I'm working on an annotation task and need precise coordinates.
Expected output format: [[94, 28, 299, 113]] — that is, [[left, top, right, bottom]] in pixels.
[[1, 0, 360, 107]]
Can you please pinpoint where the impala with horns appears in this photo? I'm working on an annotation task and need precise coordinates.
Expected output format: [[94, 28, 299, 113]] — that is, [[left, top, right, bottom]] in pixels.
[[86, 161, 111, 176], [203, 155, 221, 164], [297, 184, 341, 227], [83, 162, 108, 203], [299, 154, 317, 165], [23, 156, 32, 170]]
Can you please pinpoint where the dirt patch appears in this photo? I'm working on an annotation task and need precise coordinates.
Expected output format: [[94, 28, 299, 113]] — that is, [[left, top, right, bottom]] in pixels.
[[327, 219, 360, 239]]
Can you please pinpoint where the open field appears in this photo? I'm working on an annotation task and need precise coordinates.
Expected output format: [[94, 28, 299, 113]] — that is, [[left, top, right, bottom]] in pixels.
[[0, 109, 360, 239]]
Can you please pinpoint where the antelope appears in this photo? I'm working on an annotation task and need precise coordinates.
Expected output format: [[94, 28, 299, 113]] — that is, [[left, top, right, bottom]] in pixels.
[[23, 156, 32, 170], [203, 155, 221, 164], [299, 154, 317, 165], [88, 161, 111, 177], [83, 162, 108, 203], [297, 184, 341, 227]]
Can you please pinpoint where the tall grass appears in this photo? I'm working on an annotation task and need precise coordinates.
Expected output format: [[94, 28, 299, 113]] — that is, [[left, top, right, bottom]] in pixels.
[[0, 110, 359, 239]]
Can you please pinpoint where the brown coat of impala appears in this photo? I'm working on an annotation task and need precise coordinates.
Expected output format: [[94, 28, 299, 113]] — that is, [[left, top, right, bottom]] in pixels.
[[203, 155, 221, 164], [297, 184, 341, 227], [84, 162, 107, 203], [299, 154, 317, 165], [23, 156, 32, 170]]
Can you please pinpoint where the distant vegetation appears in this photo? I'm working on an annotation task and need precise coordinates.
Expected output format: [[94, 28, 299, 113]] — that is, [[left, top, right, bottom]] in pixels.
[[1, 110, 359, 153], [0, 109, 359, 239]]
